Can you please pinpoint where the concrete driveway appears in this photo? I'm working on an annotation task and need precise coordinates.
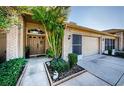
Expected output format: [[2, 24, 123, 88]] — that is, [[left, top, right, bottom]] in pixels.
[[78, 55, 124, 86], [19, 55, 124, 86]]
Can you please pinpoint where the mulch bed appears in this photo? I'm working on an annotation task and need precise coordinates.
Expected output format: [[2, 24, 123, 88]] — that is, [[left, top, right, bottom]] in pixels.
[[45, 62, 85, 83]]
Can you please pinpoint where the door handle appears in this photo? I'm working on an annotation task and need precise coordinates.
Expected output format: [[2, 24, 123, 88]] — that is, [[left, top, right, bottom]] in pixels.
[[37, 43, 39, 48]]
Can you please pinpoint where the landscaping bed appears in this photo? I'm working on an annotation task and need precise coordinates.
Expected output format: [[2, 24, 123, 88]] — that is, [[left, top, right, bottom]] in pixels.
[[44, 53, 86, 85], [44, 61, 86, 86], [115, 51, 124, 58], [103, 51, 124, 58], [0, 58, 26, 86]]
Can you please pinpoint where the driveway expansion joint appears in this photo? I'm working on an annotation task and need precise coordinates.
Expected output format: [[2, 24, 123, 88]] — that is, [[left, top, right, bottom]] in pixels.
[[115, 72, 124, 86], [87, 71, 112, 86]]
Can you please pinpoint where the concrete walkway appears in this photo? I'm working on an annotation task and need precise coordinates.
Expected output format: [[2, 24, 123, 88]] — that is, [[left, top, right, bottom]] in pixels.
[[19, 57, 51, 86]]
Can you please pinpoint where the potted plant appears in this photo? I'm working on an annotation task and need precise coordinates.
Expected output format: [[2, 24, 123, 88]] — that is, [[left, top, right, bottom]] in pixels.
[[108, 48, 112, 55], [25, 46, 30, 58]]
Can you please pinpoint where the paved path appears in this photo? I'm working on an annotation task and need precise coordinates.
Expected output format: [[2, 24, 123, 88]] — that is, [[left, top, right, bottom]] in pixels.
[[19, 57, 50, 86], [19, 55, 124, 86]]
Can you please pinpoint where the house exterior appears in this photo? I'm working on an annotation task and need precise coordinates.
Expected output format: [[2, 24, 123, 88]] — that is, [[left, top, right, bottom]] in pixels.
[[63, 22, 118, 60], [0, 14, 118, 61], [103, 29, 124, 51]]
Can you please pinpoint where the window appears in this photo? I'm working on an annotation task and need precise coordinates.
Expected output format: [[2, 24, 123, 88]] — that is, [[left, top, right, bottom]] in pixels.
[[109, 39, 112, 49], [105, 39, 108, 50], [105, 39, 115, 50], [112, 39, 115, 49], [72, 34, 82, 55], [28, 29, 45, 34]]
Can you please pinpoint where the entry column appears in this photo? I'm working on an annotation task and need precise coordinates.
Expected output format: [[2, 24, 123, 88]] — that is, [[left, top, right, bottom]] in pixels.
[[6, 25, 19, 60]]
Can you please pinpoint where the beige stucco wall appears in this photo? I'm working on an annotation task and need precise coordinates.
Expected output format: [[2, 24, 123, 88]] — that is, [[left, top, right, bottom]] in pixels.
[[62, 28, 72, 61], [118, 32, 124, 50], [18, 16, 24, 58], [0, 33, 6, 57], [63, 27, 117, 61]]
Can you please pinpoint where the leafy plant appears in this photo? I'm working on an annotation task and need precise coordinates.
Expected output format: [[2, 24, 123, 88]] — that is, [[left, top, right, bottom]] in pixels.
[[50, 58, 69, 73], [46, 48, 54, 58], [0, 14, 10, 30], [32, 6, 70, 59], [68, 53, 78, 68], [108, 48, 112, 55], [25, 46, 30, 58], [0, 58, 26, 86], [0, 6, 31, 30], [115, 51, 124, 58]]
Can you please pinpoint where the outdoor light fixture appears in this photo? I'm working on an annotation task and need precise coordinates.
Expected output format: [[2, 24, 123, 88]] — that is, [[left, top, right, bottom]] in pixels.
[[68, 35, 71, 40], [18, 24, 21, 30], [42, 36, 45, 39]]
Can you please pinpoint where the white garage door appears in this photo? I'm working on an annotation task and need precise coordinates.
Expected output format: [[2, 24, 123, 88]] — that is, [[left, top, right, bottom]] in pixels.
[[83, 36, 99, 56]]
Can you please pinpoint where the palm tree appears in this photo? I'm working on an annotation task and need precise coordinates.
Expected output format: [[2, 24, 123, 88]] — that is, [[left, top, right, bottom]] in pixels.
[[32, 6, 70, 59]]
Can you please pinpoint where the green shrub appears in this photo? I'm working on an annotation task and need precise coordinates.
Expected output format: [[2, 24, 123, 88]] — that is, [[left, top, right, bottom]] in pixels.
[[0, 56, 6, 64], [108, 49, 112, 55], [46, 48, 54, 58], [0, 13, 10, 29], [68, 53, 78, 68], [115, 52, 124, 58], [50, 58, 69, 73], [0, 58, 26, 86]]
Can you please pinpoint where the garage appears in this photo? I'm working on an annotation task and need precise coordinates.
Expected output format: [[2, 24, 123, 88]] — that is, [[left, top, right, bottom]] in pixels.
[[83, 36, 99, 56]]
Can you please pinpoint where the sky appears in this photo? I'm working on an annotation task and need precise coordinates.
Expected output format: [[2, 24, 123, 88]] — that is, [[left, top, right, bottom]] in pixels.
[[68, 6, 124, 31]]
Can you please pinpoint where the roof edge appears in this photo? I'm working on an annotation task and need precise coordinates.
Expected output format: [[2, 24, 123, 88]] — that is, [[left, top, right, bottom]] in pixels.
[[66, 22, 118, 38]]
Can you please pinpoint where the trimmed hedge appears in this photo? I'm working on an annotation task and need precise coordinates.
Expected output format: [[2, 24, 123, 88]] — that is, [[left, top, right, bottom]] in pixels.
[[46, 48, 54, 58], [0, 57, 6, 64], [50, 58, 69, 73], [108, 49, 112, 55], [68, 53, 78, 68], [0, 58, 26, 86], [115, 51, 124, 58]]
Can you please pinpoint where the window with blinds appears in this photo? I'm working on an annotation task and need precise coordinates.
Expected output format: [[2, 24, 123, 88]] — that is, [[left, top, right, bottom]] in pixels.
[[72, 34, 82, 55]]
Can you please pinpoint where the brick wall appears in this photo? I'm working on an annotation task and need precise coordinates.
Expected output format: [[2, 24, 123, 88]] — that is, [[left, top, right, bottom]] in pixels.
[[6, 25, 19, 60]]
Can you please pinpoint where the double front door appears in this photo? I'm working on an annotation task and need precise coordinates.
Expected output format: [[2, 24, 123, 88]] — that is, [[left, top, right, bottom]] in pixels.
[[27, 35, 45, 56]]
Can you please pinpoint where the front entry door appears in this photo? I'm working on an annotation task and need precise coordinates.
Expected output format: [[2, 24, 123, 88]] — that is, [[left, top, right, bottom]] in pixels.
[[27, 35, 45, 56]]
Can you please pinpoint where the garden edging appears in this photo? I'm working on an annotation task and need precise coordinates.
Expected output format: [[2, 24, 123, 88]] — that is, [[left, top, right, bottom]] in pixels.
[[16, 63, 28, 86], [44, 62, 86, 86]]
